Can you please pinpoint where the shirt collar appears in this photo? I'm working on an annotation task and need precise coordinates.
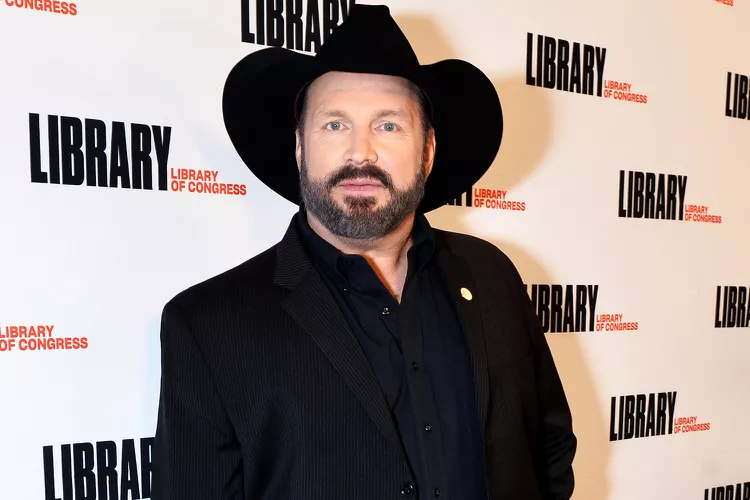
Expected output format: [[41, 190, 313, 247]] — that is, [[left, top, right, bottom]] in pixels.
[[294, 205, 436, 279]]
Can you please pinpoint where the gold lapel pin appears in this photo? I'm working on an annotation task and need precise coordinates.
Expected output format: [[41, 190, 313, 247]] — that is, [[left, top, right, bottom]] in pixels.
[[460, 287, 473, 301]]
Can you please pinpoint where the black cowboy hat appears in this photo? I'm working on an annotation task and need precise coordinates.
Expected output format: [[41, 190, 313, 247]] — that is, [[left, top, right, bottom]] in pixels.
[[222, 4, 503, 213]]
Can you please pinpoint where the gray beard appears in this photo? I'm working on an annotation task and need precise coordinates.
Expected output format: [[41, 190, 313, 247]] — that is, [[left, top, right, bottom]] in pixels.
[[298, 149, 426, 240]]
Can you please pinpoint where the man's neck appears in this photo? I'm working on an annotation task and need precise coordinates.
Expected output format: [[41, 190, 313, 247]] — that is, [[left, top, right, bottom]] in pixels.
[[306, 211, 415, 301]]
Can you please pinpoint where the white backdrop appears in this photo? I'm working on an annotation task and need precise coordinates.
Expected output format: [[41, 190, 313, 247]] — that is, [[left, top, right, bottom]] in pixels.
[[1, 0, 749, 498]]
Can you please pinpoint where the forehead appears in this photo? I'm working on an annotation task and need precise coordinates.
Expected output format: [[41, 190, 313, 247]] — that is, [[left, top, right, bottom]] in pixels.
[[306, 71, 416, 109]]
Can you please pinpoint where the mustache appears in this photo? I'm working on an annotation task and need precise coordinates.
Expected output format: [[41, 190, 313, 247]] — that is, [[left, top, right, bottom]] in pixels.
[[326, 163, 394, 191]]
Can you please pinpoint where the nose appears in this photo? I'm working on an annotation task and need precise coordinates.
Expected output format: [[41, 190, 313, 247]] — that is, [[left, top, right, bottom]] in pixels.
[[344, 126, 378, 166]]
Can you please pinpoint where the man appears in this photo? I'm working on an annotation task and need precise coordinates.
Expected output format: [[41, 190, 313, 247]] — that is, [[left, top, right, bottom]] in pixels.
[[153, 4, 576, 500]]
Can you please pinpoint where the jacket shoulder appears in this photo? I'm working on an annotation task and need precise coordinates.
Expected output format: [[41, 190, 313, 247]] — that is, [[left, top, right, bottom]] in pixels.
[[164, 243, 279, 318], [434, 228, 522, 282]]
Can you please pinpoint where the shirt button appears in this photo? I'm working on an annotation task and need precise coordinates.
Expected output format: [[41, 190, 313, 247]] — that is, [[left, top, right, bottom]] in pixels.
[[424, 424, 432, 432], [412, 361, 419, 371], [434, 488, 441, 497], [401, 482, 415, 497], [342, 287, 348, 293], [382, 307, 390, 315], [346, 259, 353, 266]]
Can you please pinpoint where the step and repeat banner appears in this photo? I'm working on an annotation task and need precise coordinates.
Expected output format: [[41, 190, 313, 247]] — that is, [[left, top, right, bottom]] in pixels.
[[1, 0, 748, 498]]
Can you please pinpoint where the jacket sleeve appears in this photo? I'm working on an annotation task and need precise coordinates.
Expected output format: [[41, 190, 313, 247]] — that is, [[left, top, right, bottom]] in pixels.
[[522, 288, 577, 500], [152, 301, 243, 500]]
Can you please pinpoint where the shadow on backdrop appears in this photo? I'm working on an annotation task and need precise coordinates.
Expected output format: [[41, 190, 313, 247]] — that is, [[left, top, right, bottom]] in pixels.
[[397, 13, 611, 500]]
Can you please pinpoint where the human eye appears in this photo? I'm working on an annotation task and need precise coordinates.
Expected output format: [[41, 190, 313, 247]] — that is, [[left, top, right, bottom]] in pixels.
[[379, 122, 401, 132], [325, 121, 347, 131]]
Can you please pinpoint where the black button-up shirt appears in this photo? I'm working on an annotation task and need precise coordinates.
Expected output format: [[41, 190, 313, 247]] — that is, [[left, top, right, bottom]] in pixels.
[[295, 208, 487, 500]]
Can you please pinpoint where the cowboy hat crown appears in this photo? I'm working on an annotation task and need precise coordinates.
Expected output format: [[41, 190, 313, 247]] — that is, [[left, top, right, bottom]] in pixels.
[[314, 5, 420, 74]]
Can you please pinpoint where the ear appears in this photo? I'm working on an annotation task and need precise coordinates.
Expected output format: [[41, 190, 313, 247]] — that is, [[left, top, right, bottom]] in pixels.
[[295, 128, 303, 171], [422, 128, 436, 178]]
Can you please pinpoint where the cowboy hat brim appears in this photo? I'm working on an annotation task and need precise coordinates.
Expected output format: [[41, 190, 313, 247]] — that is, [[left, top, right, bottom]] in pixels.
[[222, 46, 503, 213]]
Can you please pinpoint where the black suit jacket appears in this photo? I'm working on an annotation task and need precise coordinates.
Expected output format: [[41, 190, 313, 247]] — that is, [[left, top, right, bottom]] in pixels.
[[153, 217, 577, 500]]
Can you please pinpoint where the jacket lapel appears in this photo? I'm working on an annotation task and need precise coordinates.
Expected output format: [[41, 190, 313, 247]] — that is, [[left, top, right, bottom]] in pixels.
[[435, 241, 490, 436], [273, 219, 406, 459]]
